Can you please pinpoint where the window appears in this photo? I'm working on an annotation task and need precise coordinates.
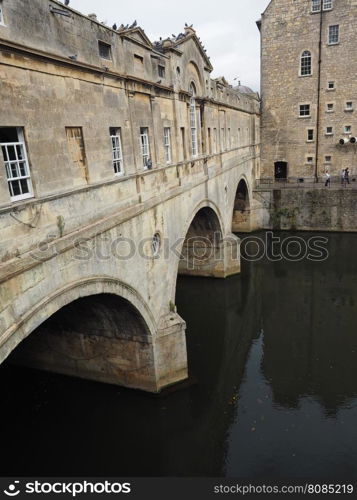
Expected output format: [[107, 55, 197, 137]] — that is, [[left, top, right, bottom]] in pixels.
[[312, 0, 332, 11], [323, 0, 333, 10], [0, 127, 33, 202], [98, 41, 111, 60], [345, 101, 353, 111], [158, 65, 165, 78], [344, 125, 352, 134], [327, 81, 335, 90], [140, 127, 150, 169], [110, 128, 124, 175], [300, 51, 312, 76], [0, 0, 4, 25], [307, 129, 314, 141], [299, 104, 311, 117], [312, 0, 321, 12], [325, 155, 332, 163], [163, 127, 171, 163], [134, 54, 144, 64], [306, 156, 314, 164], [328, 25, 339, 44], [181, 127, 186, 160], [326, 103, 334, 112], [190, 83, 198, 157], [326, 126, 333, 135]]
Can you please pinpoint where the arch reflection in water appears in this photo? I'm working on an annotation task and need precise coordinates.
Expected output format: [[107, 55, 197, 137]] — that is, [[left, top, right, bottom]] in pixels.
[[1, 232, 357, 479]]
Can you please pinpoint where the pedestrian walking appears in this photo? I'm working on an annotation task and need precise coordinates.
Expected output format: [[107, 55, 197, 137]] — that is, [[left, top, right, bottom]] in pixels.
[[345, 167, 350, 185], [325, 171, 331, 187]]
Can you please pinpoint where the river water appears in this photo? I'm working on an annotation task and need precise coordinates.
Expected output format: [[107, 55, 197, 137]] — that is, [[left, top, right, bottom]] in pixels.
[[1, 232, 357, 478]]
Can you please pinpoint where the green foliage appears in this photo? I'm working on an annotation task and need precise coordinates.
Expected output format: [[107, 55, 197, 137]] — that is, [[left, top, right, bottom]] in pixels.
[[57, 215, 65, 238]]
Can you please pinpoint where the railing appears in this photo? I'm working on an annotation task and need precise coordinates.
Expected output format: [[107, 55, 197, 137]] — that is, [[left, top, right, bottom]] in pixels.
[[255, 176, 357, 189]]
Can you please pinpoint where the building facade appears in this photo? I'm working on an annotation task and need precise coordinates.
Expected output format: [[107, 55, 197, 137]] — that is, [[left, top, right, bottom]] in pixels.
[[0, 0, 260, 391], [0, 0, 260, 261], [259, 0, 357, 180]]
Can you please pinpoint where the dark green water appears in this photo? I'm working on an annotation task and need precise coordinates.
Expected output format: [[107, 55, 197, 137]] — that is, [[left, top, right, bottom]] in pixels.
[[1, 232, 357, 478]]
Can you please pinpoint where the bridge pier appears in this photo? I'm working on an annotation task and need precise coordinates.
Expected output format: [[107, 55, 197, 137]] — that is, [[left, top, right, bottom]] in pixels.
[[232, 209, 252, 233], [179, 233, 241, 278], [9, 295, 187, 393]]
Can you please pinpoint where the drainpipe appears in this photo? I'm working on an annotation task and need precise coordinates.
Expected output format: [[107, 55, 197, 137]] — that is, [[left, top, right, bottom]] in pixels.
[[315, 5, 323, 183]]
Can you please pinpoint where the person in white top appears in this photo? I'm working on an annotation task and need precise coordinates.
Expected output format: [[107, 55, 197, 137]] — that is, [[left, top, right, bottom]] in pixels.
[[325, 171, 331, 187]]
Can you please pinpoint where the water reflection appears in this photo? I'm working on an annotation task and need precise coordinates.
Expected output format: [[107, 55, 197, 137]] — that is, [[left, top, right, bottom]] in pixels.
[[0, 232, 357, 478]]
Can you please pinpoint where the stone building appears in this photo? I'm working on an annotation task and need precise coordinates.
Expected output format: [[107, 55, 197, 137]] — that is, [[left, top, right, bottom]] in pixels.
[[0, 0, 260, 391], [0, 0, 260, 258], [259, 0, 357, 180]]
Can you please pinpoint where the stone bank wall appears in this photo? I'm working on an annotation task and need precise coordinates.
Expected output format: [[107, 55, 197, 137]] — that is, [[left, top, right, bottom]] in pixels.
[[258, 188, 357, 232]]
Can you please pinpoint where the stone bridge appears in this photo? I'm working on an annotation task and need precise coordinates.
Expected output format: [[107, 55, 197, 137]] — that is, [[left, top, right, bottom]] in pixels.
[[0, 0, 260, 392], [0, 167, 258, 392]]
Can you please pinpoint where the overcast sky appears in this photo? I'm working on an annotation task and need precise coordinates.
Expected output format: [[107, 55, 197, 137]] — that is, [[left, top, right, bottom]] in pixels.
[[68, 0, 271, 91]]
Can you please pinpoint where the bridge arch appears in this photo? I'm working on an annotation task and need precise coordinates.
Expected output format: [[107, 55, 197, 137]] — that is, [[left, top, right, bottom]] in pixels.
[[0, 276, 165, 390], [232, 177, 252, 233], [171, 198, 239, 295], [0, 276, 156, 365]]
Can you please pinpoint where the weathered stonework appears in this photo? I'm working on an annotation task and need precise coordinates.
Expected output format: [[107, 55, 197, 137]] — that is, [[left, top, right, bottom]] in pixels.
[[257, 186, 357, 232], [0, 0, 260, 391], [259, 0, 357, 180]]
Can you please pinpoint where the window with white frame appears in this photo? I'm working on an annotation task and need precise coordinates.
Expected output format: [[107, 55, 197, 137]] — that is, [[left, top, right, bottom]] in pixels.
[[327, 81, 335, 90], [307, 129, 314, 141], [306, 156, 314, 164], [323, 0, 333, 10], [326, 103, 334, 112], [163, 127, 171, 163], [328, 25, 339, 44], [345, 101, 353, 111], [325, 155, 332, 163], [0, 127, 33, 202], [190, 83, 198, 157], [140, 127, 150, 169], [299, 104, 311, 117], [344, 125, 352, 134], [0, 1, 4, 25], [110, 127, 124, 175], [312, 0, 321, 12], [326, 126, 333, 135], [300, 51, 312, 76]]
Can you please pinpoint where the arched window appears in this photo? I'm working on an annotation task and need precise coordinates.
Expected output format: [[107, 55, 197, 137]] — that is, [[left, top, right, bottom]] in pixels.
[[300, 50, 312, 76], [190, 83, 198, 157]]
